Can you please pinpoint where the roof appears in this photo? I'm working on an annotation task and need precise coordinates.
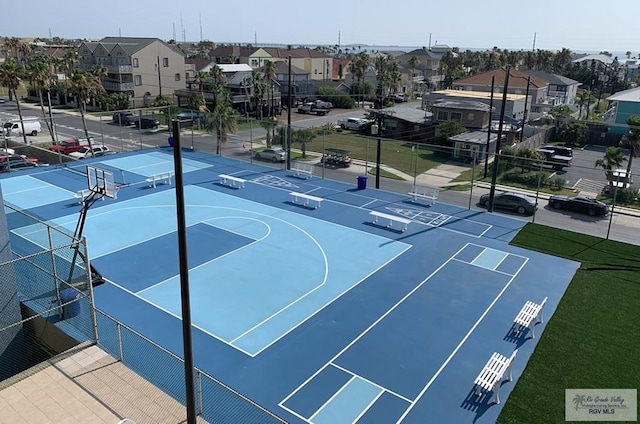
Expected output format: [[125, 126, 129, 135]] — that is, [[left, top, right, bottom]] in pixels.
[[426, 89, 527, 102], [272, 60, 308, 75], [432, 99, 492, 112], [377, 106, 433, 124], [524, 70, 580, 87], [607, 86, 640, 102], [218, 63, 253, 73], [449, 130, 498, 144], [572, 54, 615, 65], [454, 67, 547, 89]]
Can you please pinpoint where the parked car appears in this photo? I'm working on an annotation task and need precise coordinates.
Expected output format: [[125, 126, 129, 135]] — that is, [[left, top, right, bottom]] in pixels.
[[0, 148, 15, 155], [177, 111, 206, 120], [548, 195, 609, 216], [255, 148, 286, 162], [479, 192, 537, 215], [69, 146, 111, 159], [337, 118, 367, 130], [50, 137, 93, 155], [2, 118, 41, 136], [0, 154, 39, 172], [113, 111, 136, 125], [134, 117, 160, 129]]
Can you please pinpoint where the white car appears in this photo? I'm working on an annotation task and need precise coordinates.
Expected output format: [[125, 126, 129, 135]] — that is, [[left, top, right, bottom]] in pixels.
[[337, 118, 367, 130], [69, 146, 110, 159], [255, 148, 286, 162]]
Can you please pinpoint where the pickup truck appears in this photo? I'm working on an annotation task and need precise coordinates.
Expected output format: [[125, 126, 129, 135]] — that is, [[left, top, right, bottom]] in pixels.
[[49, 137, 93, 155], [536, 147, 572, 170], [297, 102, 330, 116]]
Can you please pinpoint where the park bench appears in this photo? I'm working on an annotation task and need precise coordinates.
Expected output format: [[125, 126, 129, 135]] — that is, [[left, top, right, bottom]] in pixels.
[[369, 211, 411, 232], [289, 191, 323, 209], [218, 174, 246, 189], [292, 163, 314, 179], [514, 297, 547, 339], [408, 186, 438, 206], [146, 171, 174, 188], [474, 349, 517, 404]]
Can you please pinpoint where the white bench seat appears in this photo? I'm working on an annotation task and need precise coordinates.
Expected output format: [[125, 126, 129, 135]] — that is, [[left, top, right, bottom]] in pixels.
[[146, 171, 174, 188], [369, 211, 411, 232], [474, 349, 517, 404], [408, 186, 438, 206], [292, 163, 313, 179], [290, 191, 323, 209], [219, 174, 246, 189], [514, 297, 547, 339]]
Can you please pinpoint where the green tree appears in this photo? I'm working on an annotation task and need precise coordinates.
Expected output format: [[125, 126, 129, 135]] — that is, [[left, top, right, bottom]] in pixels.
[[0, 59, 29, 144], [436, 121, 466, 143], [26, 58, 57, 142], [292, 128, 316, 158], [205, 102, 238, 155], [408, 55, 420, 95], [67, 69, 106, 150], [259, 118, 278, 148], [262, 60, 277, 117], [622, 116, 640, 175], [557, 121, 587, 147], [595, 146, 626, 191]]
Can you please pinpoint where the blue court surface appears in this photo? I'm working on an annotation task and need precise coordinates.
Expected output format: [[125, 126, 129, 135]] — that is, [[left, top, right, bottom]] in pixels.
[[1, 148, 579, 423]]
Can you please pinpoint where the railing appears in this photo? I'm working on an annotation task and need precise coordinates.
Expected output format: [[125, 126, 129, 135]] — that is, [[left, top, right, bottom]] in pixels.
[[107, 64, 133, 74], [103, 81, 135, 91], [95, 309, 287, 424]]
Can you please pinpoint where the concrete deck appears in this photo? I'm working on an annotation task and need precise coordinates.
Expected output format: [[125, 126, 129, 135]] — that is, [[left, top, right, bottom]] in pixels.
[[0, 344, 205, 424]]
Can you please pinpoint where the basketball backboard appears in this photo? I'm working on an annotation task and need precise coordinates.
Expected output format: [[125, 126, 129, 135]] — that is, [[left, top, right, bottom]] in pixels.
[[87, 166, 117, 199]]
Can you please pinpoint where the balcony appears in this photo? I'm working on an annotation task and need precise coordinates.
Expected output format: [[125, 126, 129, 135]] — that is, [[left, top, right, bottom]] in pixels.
[[104, 81, 134, 92], [107, 64, 133, 74]]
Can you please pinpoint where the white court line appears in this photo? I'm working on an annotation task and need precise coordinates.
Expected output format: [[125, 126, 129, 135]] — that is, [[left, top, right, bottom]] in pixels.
[[353, 390, 385, 424], [279, 243, 468, 412], [395, 253, 529, 423], [330, 362, 412, 404], [308, 375, 358, 421]]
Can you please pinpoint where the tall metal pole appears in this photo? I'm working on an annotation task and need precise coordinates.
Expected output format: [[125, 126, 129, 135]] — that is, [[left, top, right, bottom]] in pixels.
[[286, 55, 292, 170], [157, 56, 163, 97], [484, 76, 495, 179], [375, 110, 382, 189], [488, 66, 511, 213], [172, 121, 197, 424], [519, 76, 530, 143]]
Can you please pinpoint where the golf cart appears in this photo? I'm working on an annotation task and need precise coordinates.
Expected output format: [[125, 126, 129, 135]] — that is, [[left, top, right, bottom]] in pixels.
[[321, 148, 352, 168]]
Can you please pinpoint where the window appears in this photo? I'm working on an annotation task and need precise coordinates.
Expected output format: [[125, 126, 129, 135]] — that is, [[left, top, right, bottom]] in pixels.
[[133, 58, 139, 68], [450, 112, 462, 121], [467, 113, 475, 120], [436, 111, 448, 121], [175, 73, 181, 81], [134, 75, 142, 86], [163, 57, 169, 67], [250, 59, 258, 67]]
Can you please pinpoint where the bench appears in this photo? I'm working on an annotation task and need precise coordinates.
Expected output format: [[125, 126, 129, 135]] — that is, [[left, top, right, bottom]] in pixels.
[[218, 174, 246, 189], [74, 189, 104, 204], [514, 297, 547, 339], [146, 171, 174, 188], [474, 349, 517, 404], [369, 211, 411, 232], [290, 191, 323, 209], [292, 163, 314, 179], [408, 186, 438, 206]]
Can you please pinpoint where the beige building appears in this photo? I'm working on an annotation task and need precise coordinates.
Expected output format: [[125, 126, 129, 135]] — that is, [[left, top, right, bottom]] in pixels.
[[77, 37, 186, 107]]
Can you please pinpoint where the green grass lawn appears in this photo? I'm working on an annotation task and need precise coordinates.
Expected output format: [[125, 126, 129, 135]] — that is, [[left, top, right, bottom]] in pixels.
[[498, 224, 640, 423]]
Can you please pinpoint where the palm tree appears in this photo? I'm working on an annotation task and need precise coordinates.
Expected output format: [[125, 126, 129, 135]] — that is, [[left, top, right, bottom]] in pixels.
[[595, 146, 626, 191], [205, 102, 238, 155], [576, 90, 594, 120], [5, 37, 21, 59], [26, 58, 57, 143], [67, 69, 106, 150], [622, 115, 640, 175], [209, 65, 226, 110], [0, 59, 29, 144], [259, 118, 278, 148], [408, 55, 420, 95], [262, 60, 277, 117], [251, 69, 266, 119], [292, 128, 316, 158]]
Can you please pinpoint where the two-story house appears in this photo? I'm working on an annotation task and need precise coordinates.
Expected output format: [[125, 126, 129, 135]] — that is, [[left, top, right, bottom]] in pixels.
[[396, 45, 454, 90], [605, 86, 640, 135], [77, 37, 185, 107]]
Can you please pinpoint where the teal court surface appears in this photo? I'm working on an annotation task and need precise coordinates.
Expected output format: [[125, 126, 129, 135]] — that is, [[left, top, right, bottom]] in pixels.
[[1, 148, 580, 423]]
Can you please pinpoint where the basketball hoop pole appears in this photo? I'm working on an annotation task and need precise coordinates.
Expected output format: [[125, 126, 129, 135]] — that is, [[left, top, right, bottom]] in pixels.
[[171, 120, 197, 424]]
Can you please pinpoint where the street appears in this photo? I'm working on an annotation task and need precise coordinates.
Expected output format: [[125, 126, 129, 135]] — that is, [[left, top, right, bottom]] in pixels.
[[2, 101, 639, 246]]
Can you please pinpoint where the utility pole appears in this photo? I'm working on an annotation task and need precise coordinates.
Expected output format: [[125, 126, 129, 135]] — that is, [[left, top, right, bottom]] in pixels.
[[488, 66, 511, 213], [484, 76, 495, 179], [157, 56, 162, 97], [519, 76, 530, 143]]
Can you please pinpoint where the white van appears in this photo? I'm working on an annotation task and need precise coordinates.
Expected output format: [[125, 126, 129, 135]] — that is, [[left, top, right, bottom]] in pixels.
[[2, 118, 41, 136]]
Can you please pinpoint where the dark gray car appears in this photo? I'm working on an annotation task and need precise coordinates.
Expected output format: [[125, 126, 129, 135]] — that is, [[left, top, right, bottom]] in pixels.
[[479, 192, 537, 215]]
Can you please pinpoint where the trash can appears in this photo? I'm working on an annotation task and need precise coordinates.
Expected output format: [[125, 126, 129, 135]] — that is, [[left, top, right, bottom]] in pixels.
[[167, 136, 174, 147], [357, 175, 368, 190], [59, 288, 81, 319]]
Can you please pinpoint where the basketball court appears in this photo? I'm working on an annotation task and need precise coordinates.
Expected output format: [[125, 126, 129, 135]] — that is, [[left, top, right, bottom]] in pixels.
[[0, 147, 579, 423]]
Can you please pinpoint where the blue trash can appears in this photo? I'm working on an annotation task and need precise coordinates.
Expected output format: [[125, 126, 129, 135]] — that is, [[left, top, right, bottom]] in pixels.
[[167, 136, 174, 147], [357, 175, 368, 190], [59, 288, 81, 319]]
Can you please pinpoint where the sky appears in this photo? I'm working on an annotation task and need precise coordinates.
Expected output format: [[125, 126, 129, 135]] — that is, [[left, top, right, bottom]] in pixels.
[[4, 0, 640, 55]]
